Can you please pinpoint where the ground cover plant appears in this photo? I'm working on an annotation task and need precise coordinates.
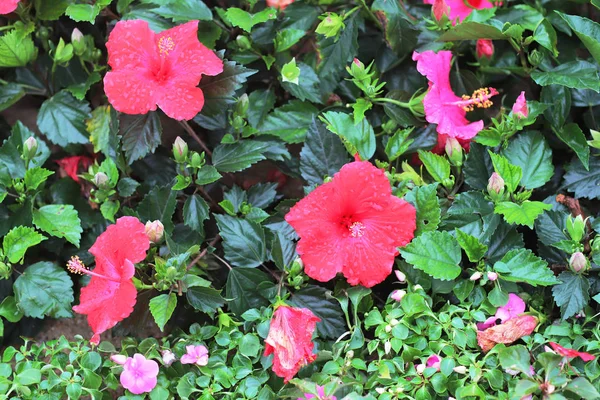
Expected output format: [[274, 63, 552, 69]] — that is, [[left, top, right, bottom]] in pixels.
[[0, 0, 599, 398]]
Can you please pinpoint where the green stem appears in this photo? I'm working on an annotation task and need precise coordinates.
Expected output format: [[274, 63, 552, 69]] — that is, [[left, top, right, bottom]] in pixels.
[[372, 97, 411, 108], [356, 0, 382, 29]]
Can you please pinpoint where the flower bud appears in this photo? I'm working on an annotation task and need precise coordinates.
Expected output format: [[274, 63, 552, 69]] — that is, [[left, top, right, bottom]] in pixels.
[[453, 366, 467, 374], [566, 215, 586, 243], [413, 284, 423, 291], [236, 35, 252, 50], [93, 172, 109, 189], [390, 318, 399, 326], [235, 93, 249, 116], [487, 271, 498, 281], [476, 39, 494, 59], [385, 324, 392, 333], [512, 91, 528, 119], [394, 270, 406, 283], [145, 220, 164, 243], [416, 364, 426, 374], [569, 252, 588, 273], [161, 350, 176, 366], [346, 350, 354, 359], [0, 261, 11, 280], [391, 289, 406, 302], [23, 136, 38, 160], [384, 341, 391, 354], [470, 271, 482, 281], [190, 152, 202, 168], [432, 0, 449, 21], [375, 388, 386, 395], [110, 354, 127, 365], [71, 28, 86, 56], [445, 137, 463, 166], [173, 137, 188, 163], [487, 172, 505, 195]]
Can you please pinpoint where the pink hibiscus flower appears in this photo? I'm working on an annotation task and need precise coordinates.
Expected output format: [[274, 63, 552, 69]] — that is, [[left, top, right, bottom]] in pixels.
[[512, 91, 528, 118], [104, 20, 223, 120], [424, 0, 495, 24], [71, 217, 150, 344], [476, 39, 494, 59], [111, 354, 159, 394], [0, 0, 19, 14], [413, 50, 498, 141], [285, 159, 416, 288], [477, 293, 525, 330]]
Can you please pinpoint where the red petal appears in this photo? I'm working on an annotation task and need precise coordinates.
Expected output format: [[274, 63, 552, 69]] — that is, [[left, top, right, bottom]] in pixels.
[[104, 70, 158, 115], [477, 315, 537, 352], [549, 342, 596, 361], [0, 0, 19, 14], [106, 20, 157, 71], [157, 82, 205, 121]]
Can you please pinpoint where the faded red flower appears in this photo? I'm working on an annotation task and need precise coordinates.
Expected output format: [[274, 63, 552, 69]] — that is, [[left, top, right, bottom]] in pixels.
[[0, 0, 19, 14], [285, 160, 416, 288], [264, 305, 320, 382], [71, 217, 150, 344], [476, 39, 494, 59], [477, 315, 538, 352], [266, 0, 294, 10], [549, 342, 596, 362], [104, 20, 223, 121], [56, 155, 93, 182]]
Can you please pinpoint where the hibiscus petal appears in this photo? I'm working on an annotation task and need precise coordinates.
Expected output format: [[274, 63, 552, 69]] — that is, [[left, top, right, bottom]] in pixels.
[[156, 20, 224, 86], [0, 0, 20, 14], [106, 20, 157, 70], [104, 70, 158, 116], [157, 83, 205, 121], [446, 0, 495, 23]]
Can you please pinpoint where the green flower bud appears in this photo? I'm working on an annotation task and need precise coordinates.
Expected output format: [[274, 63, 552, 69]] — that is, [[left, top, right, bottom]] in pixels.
[[23, 136, 38, 160], [93, 172, 109, 189], [173, 136, 188, 163]]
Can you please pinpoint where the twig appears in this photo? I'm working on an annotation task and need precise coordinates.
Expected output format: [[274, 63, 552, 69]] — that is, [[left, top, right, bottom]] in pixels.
[[186, 235, 221, 271], [179, 120, 212, 157]]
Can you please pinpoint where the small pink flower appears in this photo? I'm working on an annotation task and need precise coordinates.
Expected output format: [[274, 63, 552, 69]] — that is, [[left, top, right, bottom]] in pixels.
[[426, 354, 442, 371], [181, 345, 209, 366], [487, 271, 498, 281], [476, 39, 494, 59], [394, 270, 406, 283], [298, 385, 337, 400], [413, 50, 498, 142], [477, 293, 525, 330], [113, 354, 159, 395], [161, 350, 176, 366], [512, 91, 528, 118], [391, 289, 406, 302]]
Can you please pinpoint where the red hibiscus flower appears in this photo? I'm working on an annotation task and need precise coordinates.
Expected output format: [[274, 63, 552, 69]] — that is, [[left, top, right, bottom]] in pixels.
[[104, 20, 223, 121], [424, 0, 495, 24], [285, 159, 416, 287], [71, 217, 150, 344], [56, 155, 93, 182], [264, 305, 320, 382], [0, 0, 19, 14], [266, 0, 294, 9], [477, 315, 538, 352], [549, 342, 596, 362]]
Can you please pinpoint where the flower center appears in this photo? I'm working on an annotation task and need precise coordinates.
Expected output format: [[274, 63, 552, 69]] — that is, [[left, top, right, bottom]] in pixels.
[[66, 256, 120, 283], [158, 36, 175, 56], [448, 87, 498, 112], [467, 0, 483, 7], [348, 221, 365, 238]]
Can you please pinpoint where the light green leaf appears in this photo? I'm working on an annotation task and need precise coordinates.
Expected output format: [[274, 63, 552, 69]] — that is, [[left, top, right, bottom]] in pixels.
[[321, 111, 376, 160], [24, 167, 54, 191], [494, 201, 552, 228], [455, 229, 488, 263], [149, 293, 177, 332], [565, 378, 600, 398], [418, 151, 451, 183], [37, 91, 91, 146], [33, 205, 82, 247], [438, 21, 506, 41], [488, 151, 522, 192], [0, 31, 37, 67], [281, 58, 300, 84], [215, 215, 267, 268], [225, 7, 277, 33], [14, 262, 74, 319], [2, 226, 46, 264], [400, 231, 462, 281], [0, 296, 23, 323], [87, 105, 119, 158], [503, 131, 553, 189], [494, 248, 559, 286]]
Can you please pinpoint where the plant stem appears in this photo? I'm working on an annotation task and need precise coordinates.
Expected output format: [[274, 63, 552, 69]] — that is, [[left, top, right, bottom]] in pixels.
[[179, 120, 212, 157]]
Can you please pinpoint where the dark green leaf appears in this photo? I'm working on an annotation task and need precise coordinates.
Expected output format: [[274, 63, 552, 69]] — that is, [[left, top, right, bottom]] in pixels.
[[37, 91, 91, 146], [565, 377, 600, 398], [290, 285, 346, 340], [554, 123, 590, 170], [247, 89, 276, 129], [556, 12, 600, 65], [438, 22, 506, 41], [34, 0, 69, 20], [503, 131, 553, 189], [552, 271, 589, 319], [531, 61, 600, 92], [183, 195, 209, 237], [153, 0, 212, 22], [535, 210, 569, 247], [299, 119, 349, 185], [137, 185, 177, 233], [212, 140, 270, 173], [0, 83, 25, 112], [282, 62, 322, 103], [187, 287, 225, 314], [215, 215, 267, 268], [371, 0, 418, 57], [226, 268, 271, 315], [541, 85, 571, 129], [317, 16, 358, 82], [258, 100, 319, 143], [120, 112, 162, 165], [463, 143, 494, 190], [562, 156, 600, 199]]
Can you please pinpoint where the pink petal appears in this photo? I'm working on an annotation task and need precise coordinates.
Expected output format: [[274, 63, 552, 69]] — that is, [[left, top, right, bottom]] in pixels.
[[157, 83, 205, 121], [106, 20, 157, 71], [104, 70, 158, 116]]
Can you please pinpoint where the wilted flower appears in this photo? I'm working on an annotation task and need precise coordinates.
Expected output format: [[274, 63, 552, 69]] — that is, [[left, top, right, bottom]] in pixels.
[[145, 220, 165, 243], [112, 353, 159, 395], [161, 350, 176, 366], [549, 342, 596, 362], [478, 293, 526, 330], [569, 252, 588, 273], [391, 289, 406, 302], [476, 39, 494, 59], [56, 155, 93, 183], [512, 91, 529, 118], [181, 345, 209, 366], [104, 20, 223, 120], [426, 354, 442, 371], [264, 305, 320, 382], [286, 160, 416, 287], [72, 217, 150, 344], [0, 0, 19, 14], [477, 315, 538, 352]]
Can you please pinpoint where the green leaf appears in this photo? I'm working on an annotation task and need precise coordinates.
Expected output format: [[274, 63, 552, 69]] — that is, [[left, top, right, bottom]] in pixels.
[[565, 378, 600, 398], [65, 2, 107, 22], [488, 151, 522, 192], [385, 128, 414, 162], [120, 112, 162, 165], [198, 58, 256, 116], [371, 0, 419, 57], [498, 345, 532, 375], [14, 262, 74, 319], [503, 131, 553, 190], [0, 83, 25, 112], [215, 215, 267, 268], [37, 91, 91, 146], [404, 183, 441, 235], [33, 0, 69, 20], [455, 229, 488, 263], [418, 151, 451, 183], [556, 12, 600, 65], [321, 111, 376, 160], [554, 123, 590, 171], [531, 61, 600, 92], [281, 62, 322, 104], [290, 285, 346, 340], [463, 143, 494, 190], [533, 19, 558, 57], [153, 0, 212, 22], [0, 296, 23, 323], [552, 271, 589, 319], [247, 89, 276, 129], [541, 84, 571, 129], [258, 100, 318, 143], [149, 293, 177, 332], [535, 210, 569, 247], [100, 200, 120, 223], [212, 140, 270, 173], [24, 167, 54, 191], [0, 31, 37, 67], [183, 195, 209, 237], [485, 221, 524, 264], [87, 105, 119, 158], [195, 165, 222, 185], [226, 268, 271, 315], [15, 369, 41, 385], [0, 122, 50, 180], [137, 185, 177, 233], [562, 156, 600, 199], [494, 249, 559, 286], [441, 191, 496, 240], [400, 231, 462, 281], [299, 119, 349, 186], [494, 201, 551, 229], [275, 28, 305, 52], [33, 204, 82, 247], [438, 21, 506, 41], [239, 334, 261, 358], [225, 7, 277, 33], [187, 287, 226, 314], [317, 16, 358, 82], [2, 226, 46, 264]]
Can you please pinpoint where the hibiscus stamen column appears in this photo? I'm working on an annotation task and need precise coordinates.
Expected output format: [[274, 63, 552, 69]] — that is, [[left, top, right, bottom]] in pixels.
[[67, 256, 121, 283], [449, 87, 499, 112]]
